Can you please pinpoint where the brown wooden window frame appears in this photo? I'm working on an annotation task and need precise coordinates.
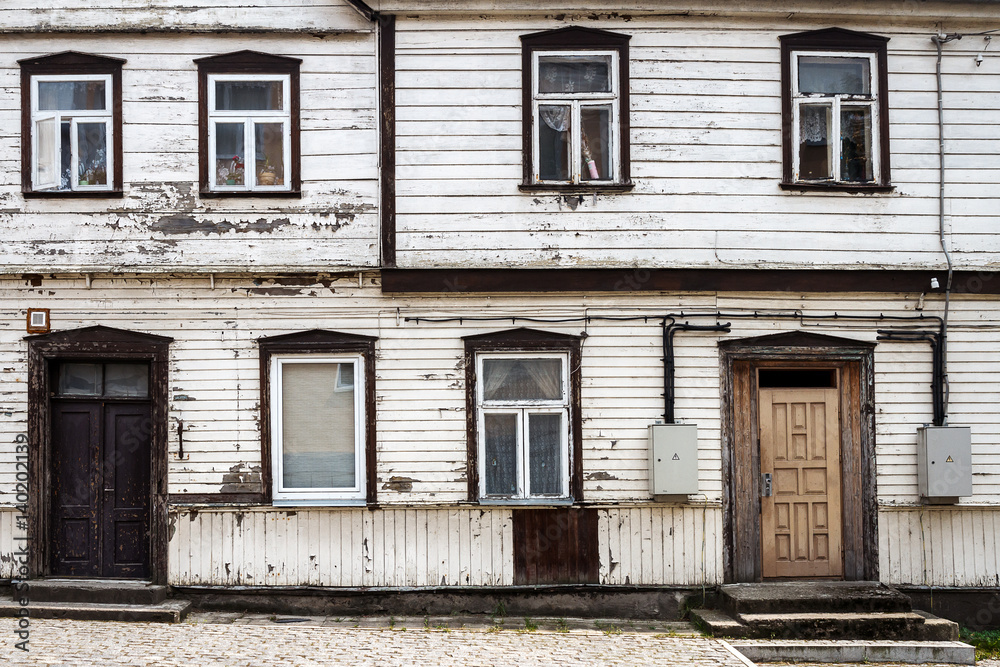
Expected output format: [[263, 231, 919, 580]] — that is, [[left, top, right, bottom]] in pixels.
[[19, 51, 125, 198], [519, 26, 633, 194], [258, 330, 377, 506], [195, 50, 302, 198], [463, 328, 583, 504], [780, 28, 892, 193]]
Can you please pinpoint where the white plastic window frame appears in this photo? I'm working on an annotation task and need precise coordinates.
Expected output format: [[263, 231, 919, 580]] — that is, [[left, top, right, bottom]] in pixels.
[[30, 74, 113, 192], [270, 354, 365, 505], [207, 73, 292, 193], [476, 352, 571, 502], [531, 50, 621, 185], [790, 50, 880, 185]]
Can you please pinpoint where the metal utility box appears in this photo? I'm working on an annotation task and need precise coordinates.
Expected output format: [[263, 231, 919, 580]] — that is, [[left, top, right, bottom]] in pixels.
[[648, 424, 699, 496], [916, 426, 972, 501]]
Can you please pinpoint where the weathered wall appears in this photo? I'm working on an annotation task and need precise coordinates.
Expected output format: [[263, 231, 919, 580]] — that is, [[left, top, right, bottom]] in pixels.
[[0, 31, 379, 272], [393, 11, 1000, 269]]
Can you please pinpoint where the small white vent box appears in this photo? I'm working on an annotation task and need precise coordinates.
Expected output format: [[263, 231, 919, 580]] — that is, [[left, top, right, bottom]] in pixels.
[[916, 426, 972, 501], [648, 424, 699, 495]]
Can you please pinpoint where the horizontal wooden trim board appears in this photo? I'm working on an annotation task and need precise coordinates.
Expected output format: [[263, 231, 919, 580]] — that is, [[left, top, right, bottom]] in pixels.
[[380, 269, 998, 295]]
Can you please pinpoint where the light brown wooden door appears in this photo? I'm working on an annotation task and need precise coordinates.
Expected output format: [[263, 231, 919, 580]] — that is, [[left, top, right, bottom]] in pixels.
[[760, 388, 843, 578]]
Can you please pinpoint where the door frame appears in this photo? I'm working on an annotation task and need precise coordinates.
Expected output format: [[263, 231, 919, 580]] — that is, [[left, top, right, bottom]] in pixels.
[[720, 331, 877, 583], [27, 326, 172, 583]]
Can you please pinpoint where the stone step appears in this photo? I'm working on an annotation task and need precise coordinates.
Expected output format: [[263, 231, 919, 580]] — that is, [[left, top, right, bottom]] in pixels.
[[727, 639, 975, 665], [720, 581, 912, 616], [16, 579, 168, 605], [0, 599, 191, 623], [693, 607, 960, 641]]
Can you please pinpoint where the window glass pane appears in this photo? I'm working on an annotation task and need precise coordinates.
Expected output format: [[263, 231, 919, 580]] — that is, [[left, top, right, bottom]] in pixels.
[[77, 122, 108, 186], [484, 413, 518, 496], [58, 363, 102, 396], [538, 55, 612, 94], [798, 105, 832, 180], [528, 413, 563, 495], [841, 106, 874, 183], [581, 105, 611, 181], [254, 122, 285, 186], [60, 121, 72, 190], [798, 56, 870, 96], [538, 105, 570, 181], [36, 117, 57, 187], [483, 358, 563, 402], [215, 123, 245, 185], [215, 80, 283, 111], [104, 364, 149, 398], [281, 363, 357, 490], [38, 80, 107, 111]]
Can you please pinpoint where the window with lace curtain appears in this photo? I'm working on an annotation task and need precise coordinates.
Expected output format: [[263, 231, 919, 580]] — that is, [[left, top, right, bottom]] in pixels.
[[464, 328, 583, 503], [780, 28, 891, 191], [520, 27, 632, 191]]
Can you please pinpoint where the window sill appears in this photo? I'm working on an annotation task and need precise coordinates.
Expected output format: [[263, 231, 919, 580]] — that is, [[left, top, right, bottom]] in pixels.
[[477, 497, 575, 507], [23, 189, 124, 199], [780, 182, 895, 194], [519, 182, 634, 194], [200, 189, 302, 199]]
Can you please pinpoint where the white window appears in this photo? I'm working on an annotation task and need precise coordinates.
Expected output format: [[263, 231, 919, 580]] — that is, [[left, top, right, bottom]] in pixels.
[[531, 51, 620, 185], [791, 51, 879, 184], [476, 353, 570, 500], [270, 355, 365, 503], [208, 74, 291, 192], [30, 74, 113, 192]]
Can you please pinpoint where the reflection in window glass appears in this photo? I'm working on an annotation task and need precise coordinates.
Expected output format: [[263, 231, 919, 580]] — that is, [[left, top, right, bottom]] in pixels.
[[104, 364, 149, 398], [215, 123, 245, 186], [528, 413, 562, 495], [280, 363, 356, 490], [581, 105, 611, 181], [483, 358, 563, 402], [538, 105, 570, 181], [484, 413, 518, 496], [799, 105, 832, 180], [58, 363, 102, 396], [60, 121, 72, 190], [38, 81, 106, 111], [538, 55, 612, 94], [254, 122, 284, 186], [215, 81, 283, 111], [798, 56, 870, 95], [77, 122, 108, 186], [841, 106, 873, 182]]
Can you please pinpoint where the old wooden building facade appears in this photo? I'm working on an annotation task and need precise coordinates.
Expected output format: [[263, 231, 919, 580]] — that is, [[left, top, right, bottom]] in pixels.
[[2, 0, 1000, 618]]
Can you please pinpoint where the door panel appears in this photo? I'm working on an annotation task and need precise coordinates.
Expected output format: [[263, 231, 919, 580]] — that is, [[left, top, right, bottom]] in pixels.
[[760, 387, 843, 578], [50, 400, 151, 578]]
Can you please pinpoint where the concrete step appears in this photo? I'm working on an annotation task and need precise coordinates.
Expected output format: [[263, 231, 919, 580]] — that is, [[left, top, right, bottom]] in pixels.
[[728, 639, 975, 665], [720, 581, 912, 616], [17, 579, 168, 605], [0, 599, 191, 623]]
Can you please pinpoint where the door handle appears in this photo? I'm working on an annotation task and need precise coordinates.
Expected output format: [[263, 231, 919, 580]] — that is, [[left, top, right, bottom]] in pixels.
[[761, 473, 773, 497]]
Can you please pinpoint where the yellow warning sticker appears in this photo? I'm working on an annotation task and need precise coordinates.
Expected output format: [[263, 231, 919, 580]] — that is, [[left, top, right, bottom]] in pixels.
[[946, 456, 954, 463]]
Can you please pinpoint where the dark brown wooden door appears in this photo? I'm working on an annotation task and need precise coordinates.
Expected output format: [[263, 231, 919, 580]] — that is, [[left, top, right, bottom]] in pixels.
[[51, 400, 151, 578]]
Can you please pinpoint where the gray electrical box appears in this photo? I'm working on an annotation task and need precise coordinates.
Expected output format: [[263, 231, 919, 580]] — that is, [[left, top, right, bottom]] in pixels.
[[648, 424, 699, 496], [916, 426, 972, 501]]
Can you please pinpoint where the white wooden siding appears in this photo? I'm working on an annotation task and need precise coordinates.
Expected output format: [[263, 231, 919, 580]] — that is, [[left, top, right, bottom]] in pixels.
[[394, 14, 1000, 269], [168, 507, 514, 587], [0, 1, 372, 34], [0, 509, 25, 579], [0, 32, 379, 272]]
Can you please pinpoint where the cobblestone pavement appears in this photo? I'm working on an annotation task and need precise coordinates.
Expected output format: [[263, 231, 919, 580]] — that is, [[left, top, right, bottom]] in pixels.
[[1, 613, 994, 666]]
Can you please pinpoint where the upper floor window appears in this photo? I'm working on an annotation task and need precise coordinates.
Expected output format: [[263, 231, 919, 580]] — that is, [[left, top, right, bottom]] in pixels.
[[520, 27, 632, 192], [259, 330, 377, 506], [19, 51, 124, 196], [195, 51, 301, 196], [780, 28, 891, 191], [464, 328, 583, 504]]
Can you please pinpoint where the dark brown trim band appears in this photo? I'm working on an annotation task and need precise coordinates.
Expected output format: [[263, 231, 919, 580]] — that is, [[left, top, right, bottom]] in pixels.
[[379, 14, 397, 267], [381, 268, 998, 295], [168, 493, 266, 505]]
